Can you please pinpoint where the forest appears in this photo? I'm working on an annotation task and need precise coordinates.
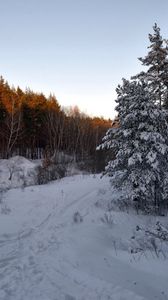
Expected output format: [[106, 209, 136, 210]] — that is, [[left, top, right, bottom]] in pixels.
[[0, 76, 111, 169]]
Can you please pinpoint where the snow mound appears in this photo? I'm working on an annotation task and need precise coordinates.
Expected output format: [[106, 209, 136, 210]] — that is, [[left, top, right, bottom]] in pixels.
[[0, 156, 38, 190]]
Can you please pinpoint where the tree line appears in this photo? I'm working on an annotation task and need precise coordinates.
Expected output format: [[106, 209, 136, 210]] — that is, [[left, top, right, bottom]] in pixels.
[[0, 76, 111, 167]]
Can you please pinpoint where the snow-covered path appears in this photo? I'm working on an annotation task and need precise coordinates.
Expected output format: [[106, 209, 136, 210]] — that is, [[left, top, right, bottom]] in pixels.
[[0, 175, 168, 300]]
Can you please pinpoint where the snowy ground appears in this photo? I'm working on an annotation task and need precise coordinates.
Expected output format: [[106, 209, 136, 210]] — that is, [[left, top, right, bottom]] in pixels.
[[0, 174, 168, 300]]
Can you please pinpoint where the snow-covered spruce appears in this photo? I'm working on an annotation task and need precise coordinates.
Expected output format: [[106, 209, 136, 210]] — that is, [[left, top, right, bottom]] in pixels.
[[101, 79, 168, 213], [132, 23, 168, 108]]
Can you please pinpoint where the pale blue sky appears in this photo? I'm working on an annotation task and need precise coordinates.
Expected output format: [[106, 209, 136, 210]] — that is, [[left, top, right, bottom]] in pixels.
[[0, 0, 168, 118]]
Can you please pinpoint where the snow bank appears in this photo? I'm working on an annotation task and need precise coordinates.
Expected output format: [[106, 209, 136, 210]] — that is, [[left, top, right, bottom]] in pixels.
[[0, 155, 86, 191], [0, 156, 38, 190]]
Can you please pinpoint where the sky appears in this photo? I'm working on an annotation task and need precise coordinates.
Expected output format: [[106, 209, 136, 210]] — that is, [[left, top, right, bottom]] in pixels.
[[0, 0, 168, 119]]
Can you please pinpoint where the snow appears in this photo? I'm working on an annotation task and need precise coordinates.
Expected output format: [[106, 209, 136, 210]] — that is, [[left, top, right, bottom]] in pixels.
[[0, 173, 168, 299], [0, 156, 38, 190], [128, 153, 142, 166]]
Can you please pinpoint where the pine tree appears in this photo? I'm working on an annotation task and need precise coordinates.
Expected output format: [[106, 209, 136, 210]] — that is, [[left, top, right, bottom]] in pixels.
[[132, 23, 168, 108], [102, 79, 168, 213]]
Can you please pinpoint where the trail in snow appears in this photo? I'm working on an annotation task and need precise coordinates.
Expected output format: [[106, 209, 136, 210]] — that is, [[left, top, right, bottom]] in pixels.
[[0, 175, 168, 300]]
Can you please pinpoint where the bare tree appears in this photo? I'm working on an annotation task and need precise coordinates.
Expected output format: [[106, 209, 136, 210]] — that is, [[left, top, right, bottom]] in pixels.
[[4, 94, 22, 158]]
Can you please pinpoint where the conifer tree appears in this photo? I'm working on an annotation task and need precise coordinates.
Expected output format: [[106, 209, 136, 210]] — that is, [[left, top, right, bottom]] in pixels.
[[132, 23, 168, 108], [101, 79, 168, 213]]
